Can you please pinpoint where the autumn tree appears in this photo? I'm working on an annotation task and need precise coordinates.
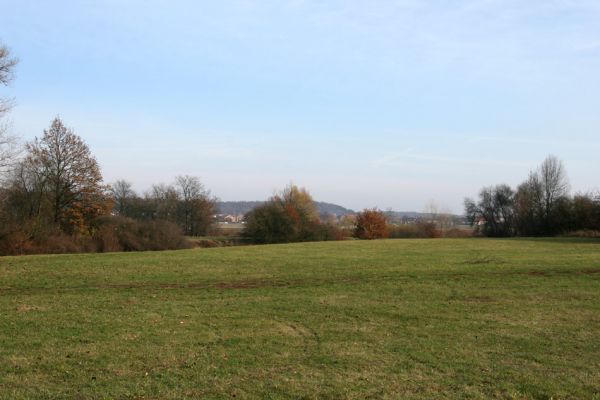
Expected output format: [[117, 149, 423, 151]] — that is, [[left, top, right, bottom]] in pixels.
[[25, 117, 111, 233], [353, 209, 389, 239]]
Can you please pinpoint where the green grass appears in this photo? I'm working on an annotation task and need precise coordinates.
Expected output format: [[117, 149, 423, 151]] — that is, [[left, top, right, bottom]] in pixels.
[[1, 238, 599, 399]]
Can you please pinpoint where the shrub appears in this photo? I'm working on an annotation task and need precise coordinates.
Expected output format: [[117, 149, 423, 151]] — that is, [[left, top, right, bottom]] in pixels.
[[415, 222, 442, 238], [353, 209, 389, 240], [388, 222, 445, 238], [443, 228, 473, 238], [93, 216, 191, 252], [388, 224, 421, 238]]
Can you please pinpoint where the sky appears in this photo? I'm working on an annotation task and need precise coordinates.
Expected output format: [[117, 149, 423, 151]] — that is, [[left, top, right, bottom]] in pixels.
[[1, 0, 599, 213]]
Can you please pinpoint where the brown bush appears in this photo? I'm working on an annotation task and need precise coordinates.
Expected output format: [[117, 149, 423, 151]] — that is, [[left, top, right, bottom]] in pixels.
[[388, 224, 421, 238], [354, 209, 390, 240], [93, 216, 191, 252], [388, 222, 444, 238], [0, 229, 32, 255], [415, 222, 442, 238]]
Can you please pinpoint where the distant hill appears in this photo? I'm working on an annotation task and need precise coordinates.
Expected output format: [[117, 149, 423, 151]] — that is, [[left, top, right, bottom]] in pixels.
[[217, 201, 354, 216], [216, 203, 464, 221]]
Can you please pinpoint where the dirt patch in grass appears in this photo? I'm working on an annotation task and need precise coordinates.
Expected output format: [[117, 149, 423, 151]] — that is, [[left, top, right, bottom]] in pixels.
[[463, 256, 504, 265], [463, 295, 495, 302], [524, 268, 600, 277], [215, 279, 292, 290]]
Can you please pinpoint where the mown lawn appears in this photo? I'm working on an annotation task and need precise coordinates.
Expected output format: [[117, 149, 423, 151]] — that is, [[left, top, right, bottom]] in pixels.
[[1, 238, 599, 399]]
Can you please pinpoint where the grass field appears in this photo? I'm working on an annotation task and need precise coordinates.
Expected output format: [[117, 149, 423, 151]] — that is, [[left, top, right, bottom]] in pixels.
[[1, 238, 599, 399]]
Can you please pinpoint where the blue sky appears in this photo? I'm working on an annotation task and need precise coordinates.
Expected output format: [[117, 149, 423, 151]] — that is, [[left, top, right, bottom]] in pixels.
[[1, 0, 599, 212]]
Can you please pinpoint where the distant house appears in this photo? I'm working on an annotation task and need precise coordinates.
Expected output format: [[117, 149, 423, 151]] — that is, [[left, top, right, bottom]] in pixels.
[[224, 215, 237, 223]]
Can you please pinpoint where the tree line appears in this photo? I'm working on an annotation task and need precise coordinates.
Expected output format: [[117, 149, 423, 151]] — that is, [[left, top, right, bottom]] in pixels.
[[464, 155, 600, 237], [0, 116, 217, 255]]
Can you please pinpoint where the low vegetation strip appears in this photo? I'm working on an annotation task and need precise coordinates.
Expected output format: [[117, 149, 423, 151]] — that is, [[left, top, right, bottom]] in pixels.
[[1, 238, 599, 399]]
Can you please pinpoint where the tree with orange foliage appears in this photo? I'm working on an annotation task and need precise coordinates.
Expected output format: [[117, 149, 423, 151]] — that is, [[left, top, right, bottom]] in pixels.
[[353, 208, 390, 239], [25, 117, 111, 233]]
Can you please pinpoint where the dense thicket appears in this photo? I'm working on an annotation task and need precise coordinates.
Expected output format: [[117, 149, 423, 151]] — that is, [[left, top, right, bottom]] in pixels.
[[465, 156, 600, 237], [110, 176, 217, 237]]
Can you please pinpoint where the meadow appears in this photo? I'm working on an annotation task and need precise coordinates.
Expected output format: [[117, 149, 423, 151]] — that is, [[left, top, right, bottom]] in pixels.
[[1, 238, 599, 399]]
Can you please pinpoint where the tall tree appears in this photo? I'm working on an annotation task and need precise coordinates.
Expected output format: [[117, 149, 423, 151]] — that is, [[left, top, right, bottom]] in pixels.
[[26, 117, 110, 233], [146, 183, 179, 221], [111, 179, 136, 216], [174, 175, 216, 236], [539, 155, 569, 222], [0, 42, 19, 173], [514, 156, 570, 235]]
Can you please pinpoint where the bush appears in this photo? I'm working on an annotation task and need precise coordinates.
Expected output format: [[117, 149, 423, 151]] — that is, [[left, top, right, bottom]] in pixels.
[[415, 222, 442, 238], [93, 216, 191, 252], [443, 228, 474, 238], [388, 224, 421, 238], [353, 209, 389, 240], [243, 202, 295, 244]]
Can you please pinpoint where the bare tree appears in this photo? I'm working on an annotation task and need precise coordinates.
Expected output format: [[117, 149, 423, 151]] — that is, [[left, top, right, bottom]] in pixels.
[[110, 179, 136, 216], [174, 175, 216, 236], [0, 44, 18, 86], [0, 42, 19, 173], [424, 200, 454, 230], [0, 128, 19, 173], [146, 183, 179, 221], [539, 155, 569, 219]]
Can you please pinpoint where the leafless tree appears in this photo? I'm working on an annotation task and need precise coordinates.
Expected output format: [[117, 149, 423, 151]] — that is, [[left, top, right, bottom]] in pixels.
[[146, 183, 179, 221], [539, 155, 569, 218], [0, 44, 18, 86], [110, 179, 136, 216], [424, 200, 454, 230], [174, 175, 216, 236], [0, 42, 19, 173], [514, 156, 570, 235]]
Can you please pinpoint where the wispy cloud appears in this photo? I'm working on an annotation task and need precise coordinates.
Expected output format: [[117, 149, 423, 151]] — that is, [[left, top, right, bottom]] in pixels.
[[371, 150, 528, 169]]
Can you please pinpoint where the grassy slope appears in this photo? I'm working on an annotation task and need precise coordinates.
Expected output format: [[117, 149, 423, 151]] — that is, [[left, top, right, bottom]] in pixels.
[[0, 238, 599, 399]]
